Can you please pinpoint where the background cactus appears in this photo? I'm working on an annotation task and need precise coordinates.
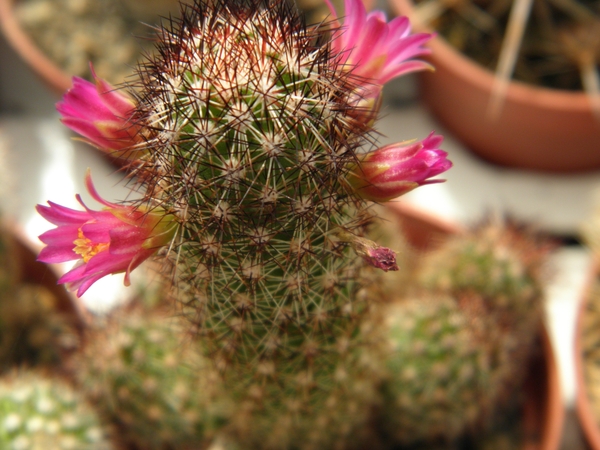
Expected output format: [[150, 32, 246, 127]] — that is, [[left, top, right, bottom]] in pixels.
[[377, 219, 551, 447], [0, 369, 112, 450], [74, 304, 231, 450]]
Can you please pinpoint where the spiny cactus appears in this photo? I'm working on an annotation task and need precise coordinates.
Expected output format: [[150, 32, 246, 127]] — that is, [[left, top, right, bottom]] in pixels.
[[379, 294, 499, 445], [75, 305, 231, 450], [417, 220, 549, 386], [378, 219, 551, 446], [0, 369, 112, 450], [36, 0, 451, 448]]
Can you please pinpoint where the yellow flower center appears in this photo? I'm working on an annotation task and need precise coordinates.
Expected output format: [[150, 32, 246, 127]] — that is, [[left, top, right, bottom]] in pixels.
[[73, 229, 109, 263]]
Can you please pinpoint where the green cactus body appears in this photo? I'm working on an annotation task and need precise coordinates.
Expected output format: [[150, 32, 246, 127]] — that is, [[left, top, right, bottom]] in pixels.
[[417, 221, 547, 397], [380, 221, 549, 446], [381, 295, 496, 445], [76, 306, 230, 450], [128, 1, 382, 447], [0, 370, 111, 450]]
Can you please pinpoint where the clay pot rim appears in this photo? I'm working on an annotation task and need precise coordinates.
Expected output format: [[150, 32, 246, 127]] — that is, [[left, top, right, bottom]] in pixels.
[[393, 0, 592, 112], [575, 257, 600, 449], [0, 0, 73, 94]]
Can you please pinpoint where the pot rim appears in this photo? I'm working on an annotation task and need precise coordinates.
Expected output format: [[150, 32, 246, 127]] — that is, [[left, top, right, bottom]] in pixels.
[[391, 0, 593, 112], [0, 0, 74, 94]]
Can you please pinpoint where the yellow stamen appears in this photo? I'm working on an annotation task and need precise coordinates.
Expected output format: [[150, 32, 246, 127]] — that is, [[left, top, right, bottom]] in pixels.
[[73, 229, 109, 263]]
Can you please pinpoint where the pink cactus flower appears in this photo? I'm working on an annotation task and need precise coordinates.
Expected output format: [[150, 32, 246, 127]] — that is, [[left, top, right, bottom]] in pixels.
[[36, 172, 178, 297], [348, 133, 452, 202], [56, 66, 140, 154], [326, 0, 433, 113]]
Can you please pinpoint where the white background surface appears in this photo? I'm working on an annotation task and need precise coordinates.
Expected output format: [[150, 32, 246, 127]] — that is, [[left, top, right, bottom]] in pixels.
[[1, 24, 598, 447]]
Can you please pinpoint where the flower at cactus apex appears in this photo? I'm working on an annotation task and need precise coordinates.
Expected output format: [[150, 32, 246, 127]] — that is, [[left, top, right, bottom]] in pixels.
[[56, 66, 140, 154], [326, 0, 433, 104], [36, 171, 178, 297], [348, 133, 452, 202]]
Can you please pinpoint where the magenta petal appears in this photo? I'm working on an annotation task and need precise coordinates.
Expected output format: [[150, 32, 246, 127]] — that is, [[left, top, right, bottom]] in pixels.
[[81, 251, 130, 275], [38, 226, 80, 246], [386, 15, 411, 37], [350, 17, 388, 70], [94, 80, 135, 117], [108, 227, 147, 255], [80, 220, 118, 243], [36, 203, 91, 226], [342, 0, 367, 51], [37, 246, 78, 263], [58, 262, 88, 285]]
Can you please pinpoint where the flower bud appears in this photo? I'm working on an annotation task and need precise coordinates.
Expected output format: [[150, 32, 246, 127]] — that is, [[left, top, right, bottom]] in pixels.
[[56, 65, 141, 156], [347, 133, 451, 202]]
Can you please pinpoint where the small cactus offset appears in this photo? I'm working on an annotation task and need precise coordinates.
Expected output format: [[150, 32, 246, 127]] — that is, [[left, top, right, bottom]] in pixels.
[[0, 370, 112, 450], [75, 305, 231, 450], [35, 0, 451, 448], [378, 219, 552, 446]]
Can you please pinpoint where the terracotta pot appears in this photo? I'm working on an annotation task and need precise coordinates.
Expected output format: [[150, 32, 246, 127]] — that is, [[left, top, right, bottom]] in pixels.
[[0, 0, 72, 94], [385, 202, 564, 449], [389, 0, 600, 173], [575, 257, 600, 449]]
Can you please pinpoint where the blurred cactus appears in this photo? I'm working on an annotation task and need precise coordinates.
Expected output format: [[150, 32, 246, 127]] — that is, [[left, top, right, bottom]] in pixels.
[[0, 369, 112, 450], [0, 284, 79, 372], [380, 294, 496, 445], [75, 305, 232, 450], [378, 219, 551, 447]]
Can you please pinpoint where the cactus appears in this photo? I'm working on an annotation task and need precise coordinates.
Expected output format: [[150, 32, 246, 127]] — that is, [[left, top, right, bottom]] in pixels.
[[378, 219, 550, 446], [35, 0, 451, 447], [75, 305, 231, 450], [0, 369, 112, 450], [379, 294, 497, 445], [125, 2, 402, 446]]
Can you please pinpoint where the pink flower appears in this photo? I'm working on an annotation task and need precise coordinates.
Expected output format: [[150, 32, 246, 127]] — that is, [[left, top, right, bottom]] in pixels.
[[348, 133, 452, 202], [36, 171, 178, 297], [56, 66, 140, 154], [327, 0, 433, 109]]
